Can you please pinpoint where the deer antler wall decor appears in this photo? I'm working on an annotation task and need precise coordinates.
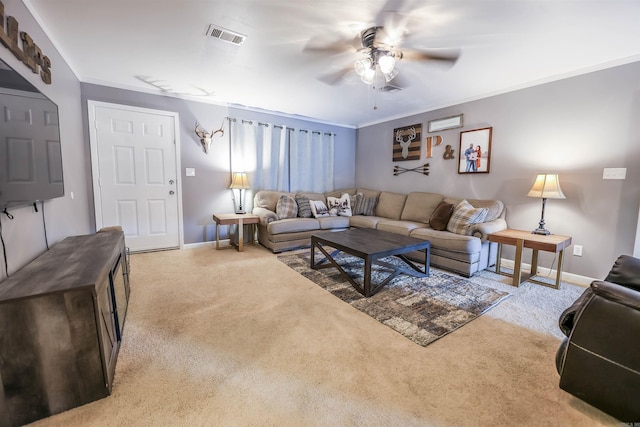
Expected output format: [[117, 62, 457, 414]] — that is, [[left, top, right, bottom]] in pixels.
[[396, 127, 417, 159], [194, 120, 224, 154]]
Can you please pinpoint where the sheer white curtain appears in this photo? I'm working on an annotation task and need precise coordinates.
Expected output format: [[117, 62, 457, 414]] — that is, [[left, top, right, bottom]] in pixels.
[[229, 119, 288, 192], [289, 129, 335, 193], [230, 119, 335, 196]]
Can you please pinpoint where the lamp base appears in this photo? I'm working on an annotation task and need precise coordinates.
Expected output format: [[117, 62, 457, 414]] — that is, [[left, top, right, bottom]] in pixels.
[[531, 227, 551, 235], [235, 209, 246, 215]]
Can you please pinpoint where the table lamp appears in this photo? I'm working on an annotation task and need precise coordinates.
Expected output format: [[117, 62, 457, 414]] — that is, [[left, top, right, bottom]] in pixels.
[[229, 172, 250, 214], [527, 173, 565, 235]]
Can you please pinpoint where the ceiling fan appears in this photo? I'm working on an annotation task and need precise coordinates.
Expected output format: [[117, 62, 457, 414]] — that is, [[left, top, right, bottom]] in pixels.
[[304, 6, 460, 91]]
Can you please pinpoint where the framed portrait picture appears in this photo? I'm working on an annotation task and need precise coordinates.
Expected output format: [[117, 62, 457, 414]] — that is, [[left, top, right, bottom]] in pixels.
[[458, 127, 492, 174]]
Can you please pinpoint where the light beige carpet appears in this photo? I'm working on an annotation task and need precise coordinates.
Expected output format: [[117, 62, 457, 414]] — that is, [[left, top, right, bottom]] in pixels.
[[28, 245, 623, 426]]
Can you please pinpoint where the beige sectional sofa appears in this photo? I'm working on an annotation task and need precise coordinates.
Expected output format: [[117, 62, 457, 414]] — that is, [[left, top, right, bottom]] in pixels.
[[252, 188, 507, 277]]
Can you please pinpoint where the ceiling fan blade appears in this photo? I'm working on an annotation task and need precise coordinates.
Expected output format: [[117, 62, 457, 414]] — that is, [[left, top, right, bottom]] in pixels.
[[401, 48, 461, 65], [317, 66, 353, 85], [303, 34, 361, 55], [374, 0, 409, 26]]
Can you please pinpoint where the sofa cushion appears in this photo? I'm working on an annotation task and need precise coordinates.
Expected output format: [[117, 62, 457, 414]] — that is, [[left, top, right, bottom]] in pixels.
[[309, 199, 331, 218], [376, 191, 407, 220], [349, 215, 384, 229], [267, 218, 319, 235], [429, 201, 455, 231], [410, 228, 483, 253], [446, 200, 489, 235], [276, 195, 298, 219], [327, 193, 352, 217], [356, 188, 381, 199], [297, 192, 326, 203], [377, 220, 428, 236], [317, 216, 350, 229], [354, 193, 378, 216], [295, 194, 313, 218], [325, 188, 356, 199], [401, 192, 444, 223]]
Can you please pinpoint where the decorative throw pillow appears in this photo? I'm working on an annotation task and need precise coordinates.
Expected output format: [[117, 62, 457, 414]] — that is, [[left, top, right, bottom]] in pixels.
[[446, 199, 489, 235], [309, 200, 330, 218], [350, 193, 362, 212], [354, 193, 377, 216], [327, 193, 353, 217], [295, 195, 313, 218], [429, 201, 455, 231], [276, 195, 298, 219]]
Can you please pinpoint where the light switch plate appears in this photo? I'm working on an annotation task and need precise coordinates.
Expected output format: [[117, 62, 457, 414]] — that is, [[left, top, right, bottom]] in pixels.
[[603, 167, 626, 180], [186, 168, 195, 177]]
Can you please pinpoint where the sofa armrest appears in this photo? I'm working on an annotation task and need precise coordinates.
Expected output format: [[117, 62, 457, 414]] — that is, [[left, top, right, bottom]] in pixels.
[[558, 287, 594, 336], [558, 280, 640, 337], [470, 218, 507, 242], [253, 207, 278, 225]]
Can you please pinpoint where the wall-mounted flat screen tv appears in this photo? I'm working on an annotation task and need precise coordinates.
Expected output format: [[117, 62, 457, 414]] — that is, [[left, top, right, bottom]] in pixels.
[[0, 57, 63, 209]]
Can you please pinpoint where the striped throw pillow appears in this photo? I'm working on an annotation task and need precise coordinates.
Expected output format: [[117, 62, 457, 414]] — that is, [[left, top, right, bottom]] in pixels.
[[295, 195, 313, 218], [354, 193, 377, 216]]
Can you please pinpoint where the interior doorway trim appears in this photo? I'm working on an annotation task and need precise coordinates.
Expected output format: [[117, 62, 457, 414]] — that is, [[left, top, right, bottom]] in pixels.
[[87, 100, 184, 250]]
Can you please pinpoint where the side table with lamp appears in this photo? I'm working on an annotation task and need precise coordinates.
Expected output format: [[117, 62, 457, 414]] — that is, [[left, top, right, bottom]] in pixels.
[[213, 172, 257, 252], [488, 174, 572, 289]]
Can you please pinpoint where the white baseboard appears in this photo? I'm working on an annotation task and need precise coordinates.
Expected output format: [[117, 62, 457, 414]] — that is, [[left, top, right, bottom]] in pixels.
[[183, 240, 229, 249], [498, 258, 594, 288]]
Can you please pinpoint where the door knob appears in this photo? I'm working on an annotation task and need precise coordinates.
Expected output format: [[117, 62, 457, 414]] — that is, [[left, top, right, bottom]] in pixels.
[[169, 190, 175, 195]]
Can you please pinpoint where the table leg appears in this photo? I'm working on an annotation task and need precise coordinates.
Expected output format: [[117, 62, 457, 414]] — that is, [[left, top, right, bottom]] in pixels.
[[215, 222, 221, 250], [512, 238, 524, 287], [495, 243, 503, 274], [530, 249, 539, 276], [237, 218, 244, 252], [364, 257, 372, 297], [554, 249, 565, 289]]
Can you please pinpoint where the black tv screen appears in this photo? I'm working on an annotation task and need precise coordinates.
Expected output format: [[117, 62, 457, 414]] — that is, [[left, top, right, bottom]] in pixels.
[[0, 57, 63, 209]]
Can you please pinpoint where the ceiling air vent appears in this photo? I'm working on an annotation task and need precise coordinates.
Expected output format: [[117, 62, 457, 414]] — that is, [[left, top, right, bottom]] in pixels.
[[206, 25, 246, 46], [377, 84, 402, 93]]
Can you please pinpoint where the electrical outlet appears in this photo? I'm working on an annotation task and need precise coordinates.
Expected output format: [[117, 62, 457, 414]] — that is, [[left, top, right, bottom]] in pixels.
[[573, 245, 583, 257]]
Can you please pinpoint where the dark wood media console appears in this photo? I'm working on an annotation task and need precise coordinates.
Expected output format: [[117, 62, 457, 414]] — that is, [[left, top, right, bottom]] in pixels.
[[0, 231, 130, 427]]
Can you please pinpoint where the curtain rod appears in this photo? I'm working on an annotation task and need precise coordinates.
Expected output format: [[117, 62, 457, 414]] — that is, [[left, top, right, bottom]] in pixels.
[[226, 116, 336, 136]]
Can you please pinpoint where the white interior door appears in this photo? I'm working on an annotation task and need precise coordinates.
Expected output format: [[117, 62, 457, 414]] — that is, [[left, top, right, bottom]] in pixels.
[[89, 102, 182, 252]]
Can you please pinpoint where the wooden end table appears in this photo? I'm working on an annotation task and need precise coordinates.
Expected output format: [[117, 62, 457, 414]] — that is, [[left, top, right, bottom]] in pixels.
[[488, 229, 572, 289], [212, 213, 259, 252]]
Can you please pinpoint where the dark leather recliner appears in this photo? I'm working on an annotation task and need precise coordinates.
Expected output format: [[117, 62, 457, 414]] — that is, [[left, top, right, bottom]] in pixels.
[[556, 255, 640, 423]]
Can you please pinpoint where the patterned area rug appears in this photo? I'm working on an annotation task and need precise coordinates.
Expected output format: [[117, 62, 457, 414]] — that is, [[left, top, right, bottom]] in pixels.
[[278, 250, 511, 347]]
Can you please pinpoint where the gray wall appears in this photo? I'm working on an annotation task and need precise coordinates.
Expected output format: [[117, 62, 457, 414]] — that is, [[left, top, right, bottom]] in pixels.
[[80, 83, 357, 245], [357, 61, 640, 279], [0, 0, 90, 281]]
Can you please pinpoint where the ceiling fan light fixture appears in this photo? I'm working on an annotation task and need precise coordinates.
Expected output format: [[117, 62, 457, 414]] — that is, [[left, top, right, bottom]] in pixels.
[[361, 67, 375, 84], [354, 58, 370, 76], [383, 69, 398, 82], [378, 54, 396, 74]]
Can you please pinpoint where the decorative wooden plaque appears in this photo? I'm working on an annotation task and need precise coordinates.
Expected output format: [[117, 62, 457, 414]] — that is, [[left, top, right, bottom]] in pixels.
[[393, 124, 421, 161]]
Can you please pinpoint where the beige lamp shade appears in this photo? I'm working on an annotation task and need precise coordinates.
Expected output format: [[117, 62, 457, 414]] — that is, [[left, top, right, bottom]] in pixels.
[[229, 172, 250, 190], [527, 174, 566, 199]]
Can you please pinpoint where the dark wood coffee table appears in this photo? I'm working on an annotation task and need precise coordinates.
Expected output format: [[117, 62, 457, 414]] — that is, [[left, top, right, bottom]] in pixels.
[[310, 228, 430, 297]]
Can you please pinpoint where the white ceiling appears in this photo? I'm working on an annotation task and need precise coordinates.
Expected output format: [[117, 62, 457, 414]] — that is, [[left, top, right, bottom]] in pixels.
[[25, 0, 640, 127]]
